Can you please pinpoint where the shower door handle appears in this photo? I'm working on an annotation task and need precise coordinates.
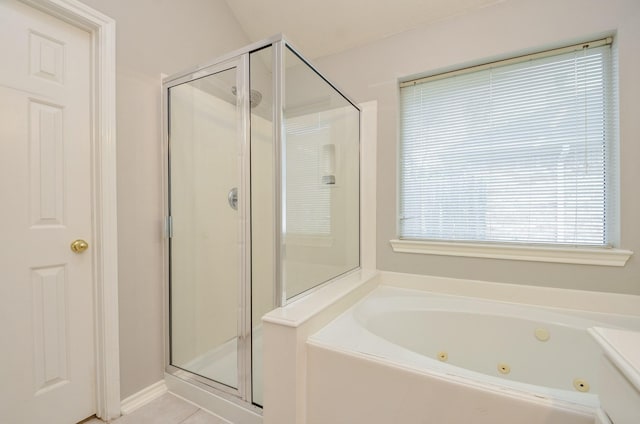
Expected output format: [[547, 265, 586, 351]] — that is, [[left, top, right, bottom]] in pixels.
[[228, 187, 238, 210]]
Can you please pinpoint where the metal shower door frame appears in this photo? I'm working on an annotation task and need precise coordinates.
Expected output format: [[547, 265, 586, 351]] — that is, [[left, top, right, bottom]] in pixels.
[[162, 53, 255, 407], [161, 33, 361, 410]]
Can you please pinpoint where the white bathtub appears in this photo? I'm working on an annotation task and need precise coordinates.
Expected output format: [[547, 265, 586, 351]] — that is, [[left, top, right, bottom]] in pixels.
[[306, 285, 640, 424]]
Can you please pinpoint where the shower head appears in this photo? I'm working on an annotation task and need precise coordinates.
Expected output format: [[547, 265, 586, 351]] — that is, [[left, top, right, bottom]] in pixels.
[[231, 86, 263, 108]]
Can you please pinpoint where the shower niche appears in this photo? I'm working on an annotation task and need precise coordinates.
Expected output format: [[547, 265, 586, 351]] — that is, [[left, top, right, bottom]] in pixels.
[[163, 35, 360, 409]]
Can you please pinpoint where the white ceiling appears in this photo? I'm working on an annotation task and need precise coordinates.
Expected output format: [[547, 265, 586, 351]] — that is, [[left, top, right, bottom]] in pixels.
[[224, 0, 505, 59]]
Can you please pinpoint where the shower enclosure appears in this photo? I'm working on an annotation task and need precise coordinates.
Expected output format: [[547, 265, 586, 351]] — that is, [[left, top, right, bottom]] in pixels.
[[162, 35, 360, 409]]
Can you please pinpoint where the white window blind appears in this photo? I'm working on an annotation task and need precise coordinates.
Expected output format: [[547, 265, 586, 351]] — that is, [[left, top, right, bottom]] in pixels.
[[285, 114, 331, 235], [399, 40, 616, 246]]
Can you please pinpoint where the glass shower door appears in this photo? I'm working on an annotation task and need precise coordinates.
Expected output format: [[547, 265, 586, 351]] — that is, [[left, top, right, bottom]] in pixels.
[[168, 64, 242, 390]]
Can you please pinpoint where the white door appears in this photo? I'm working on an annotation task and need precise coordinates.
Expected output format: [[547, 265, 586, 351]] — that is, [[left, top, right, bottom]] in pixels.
[[0, 0, 96, 422]]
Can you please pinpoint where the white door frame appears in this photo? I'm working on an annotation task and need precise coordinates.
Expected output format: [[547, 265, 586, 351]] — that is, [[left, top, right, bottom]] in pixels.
[[20, 0, 121, 420]]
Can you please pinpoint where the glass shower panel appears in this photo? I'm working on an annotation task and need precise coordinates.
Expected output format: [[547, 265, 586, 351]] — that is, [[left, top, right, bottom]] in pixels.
[[249, 46, 274, 406], [283, 47, 360, 300], [168, 66, 240, 389], [164, 37, 362, 410]]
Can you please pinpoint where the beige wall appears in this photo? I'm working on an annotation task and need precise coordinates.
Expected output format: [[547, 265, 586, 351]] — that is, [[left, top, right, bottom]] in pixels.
[[315, 0, 640, 295], [76, 0, 250, 399]]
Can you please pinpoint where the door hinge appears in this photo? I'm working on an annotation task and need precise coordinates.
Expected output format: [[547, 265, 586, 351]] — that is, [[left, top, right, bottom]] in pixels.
[[165, 216, 173, 238]]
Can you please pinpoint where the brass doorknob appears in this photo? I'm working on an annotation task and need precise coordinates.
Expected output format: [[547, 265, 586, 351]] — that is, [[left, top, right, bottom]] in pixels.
[[70, 239, 89, 253]]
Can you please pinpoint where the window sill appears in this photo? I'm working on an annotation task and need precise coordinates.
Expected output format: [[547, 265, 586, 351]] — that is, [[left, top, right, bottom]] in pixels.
[[389, 239, 633, 267]]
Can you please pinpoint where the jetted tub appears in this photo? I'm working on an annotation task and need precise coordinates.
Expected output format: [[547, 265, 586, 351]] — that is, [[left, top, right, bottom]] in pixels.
[[306, 285, 640, 424]]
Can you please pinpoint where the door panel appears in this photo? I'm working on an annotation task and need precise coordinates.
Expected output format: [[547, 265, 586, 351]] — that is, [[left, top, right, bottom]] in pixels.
[[169, 67, 241, 389], [0, 0, 95, 422]]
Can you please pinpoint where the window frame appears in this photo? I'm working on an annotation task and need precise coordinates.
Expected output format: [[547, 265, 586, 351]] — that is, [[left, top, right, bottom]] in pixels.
[[393, 38, 632, 266]]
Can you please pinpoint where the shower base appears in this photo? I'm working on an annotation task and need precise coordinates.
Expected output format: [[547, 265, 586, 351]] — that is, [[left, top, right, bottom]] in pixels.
[[181, 328, 264, 404]]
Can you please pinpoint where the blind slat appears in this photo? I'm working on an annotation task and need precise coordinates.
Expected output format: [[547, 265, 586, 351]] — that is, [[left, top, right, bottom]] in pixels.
[[399, 44, 615, 246], [285, 115, 331, 235]]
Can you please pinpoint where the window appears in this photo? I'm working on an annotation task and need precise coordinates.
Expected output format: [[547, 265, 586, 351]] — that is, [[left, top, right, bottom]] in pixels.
[[285, 114, 331, 235], [399, 39, 617, 247]]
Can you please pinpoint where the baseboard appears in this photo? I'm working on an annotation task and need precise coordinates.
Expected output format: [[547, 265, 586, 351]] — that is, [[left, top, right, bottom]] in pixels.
[[120, 380, 168, 415]]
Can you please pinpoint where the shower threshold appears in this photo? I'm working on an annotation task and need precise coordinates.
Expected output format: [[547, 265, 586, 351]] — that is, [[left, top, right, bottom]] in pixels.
[[180, 327, 264, 405]]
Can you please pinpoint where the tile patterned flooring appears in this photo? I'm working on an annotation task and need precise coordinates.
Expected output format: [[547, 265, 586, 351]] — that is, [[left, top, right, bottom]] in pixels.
[[83, 393, 231, 424]]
